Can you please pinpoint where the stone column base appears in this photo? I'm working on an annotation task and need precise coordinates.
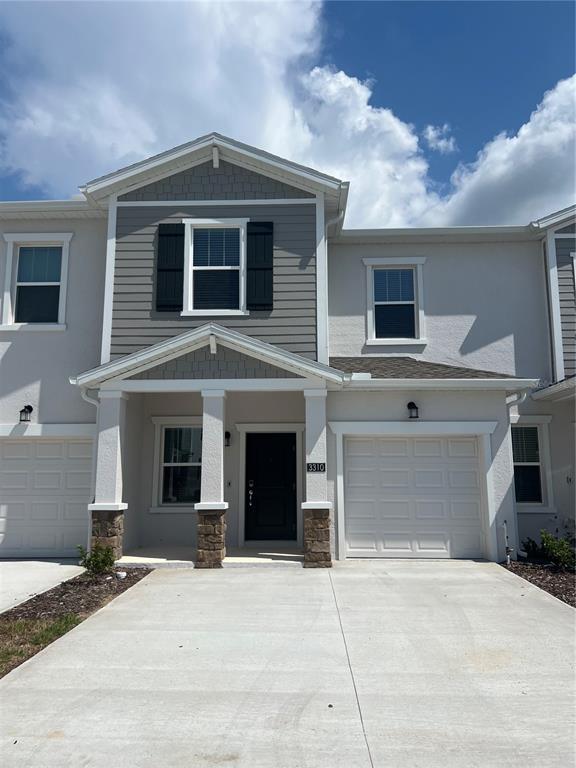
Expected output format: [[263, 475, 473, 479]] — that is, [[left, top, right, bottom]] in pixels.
[[303, 509, 332, 568], [196, 509, 227, 569], [90, 509, 124, 559]]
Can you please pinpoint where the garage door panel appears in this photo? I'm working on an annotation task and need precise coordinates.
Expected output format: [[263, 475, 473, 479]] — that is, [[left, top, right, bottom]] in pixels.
[[344, 436, 484, 560], [380, 469, 410, 487], [413, 439, 443, 457], [414, 469, 445, 488], [0, 439, 93, 557], [415, 500, 447, 519], [447, 439, 477, 458]]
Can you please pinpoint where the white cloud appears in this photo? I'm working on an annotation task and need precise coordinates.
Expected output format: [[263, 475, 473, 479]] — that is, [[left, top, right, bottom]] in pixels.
[[423, 123, 458, 154], [0, 2, 573, 227]]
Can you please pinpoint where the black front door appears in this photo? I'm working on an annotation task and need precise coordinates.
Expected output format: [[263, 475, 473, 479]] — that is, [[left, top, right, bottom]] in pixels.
[[245, 433, 297, 541]]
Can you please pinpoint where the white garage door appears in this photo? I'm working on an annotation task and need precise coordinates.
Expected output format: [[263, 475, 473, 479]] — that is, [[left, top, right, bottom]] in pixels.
[[344, 436, 485, 558], [0, 439, 93, 557]]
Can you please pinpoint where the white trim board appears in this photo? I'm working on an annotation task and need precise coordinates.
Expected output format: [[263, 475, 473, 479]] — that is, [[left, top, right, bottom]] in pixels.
[[0, 423, 96, 438], [236, 423, 304, 548], [545, 230, 565, 381], [116, 198, 316, 207], [100, 194, 117, 363]]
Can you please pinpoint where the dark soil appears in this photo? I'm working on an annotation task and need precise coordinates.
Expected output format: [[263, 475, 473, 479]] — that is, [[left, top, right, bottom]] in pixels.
[[503, 561, 575, 608], [0, 568, 150, 678]]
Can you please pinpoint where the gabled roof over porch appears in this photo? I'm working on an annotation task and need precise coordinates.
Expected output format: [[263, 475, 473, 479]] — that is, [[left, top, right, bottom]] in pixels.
[[70, 323, 346, 389]]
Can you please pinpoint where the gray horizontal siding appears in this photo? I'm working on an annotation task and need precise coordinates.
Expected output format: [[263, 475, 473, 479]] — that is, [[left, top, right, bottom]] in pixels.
[[118, 160, 314, 201], [111, 204, 317, 359], [556, 237, 576, 376]]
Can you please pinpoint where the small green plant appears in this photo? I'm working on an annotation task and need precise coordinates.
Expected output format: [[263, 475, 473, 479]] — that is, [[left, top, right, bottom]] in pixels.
[[540, 530, 575, 570], [78, 544, 116, 575]]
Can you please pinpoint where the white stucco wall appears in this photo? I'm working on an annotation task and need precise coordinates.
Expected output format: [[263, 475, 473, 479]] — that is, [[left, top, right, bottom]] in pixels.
[[0, 218, 106, 425], [328, 239, 551, 380]]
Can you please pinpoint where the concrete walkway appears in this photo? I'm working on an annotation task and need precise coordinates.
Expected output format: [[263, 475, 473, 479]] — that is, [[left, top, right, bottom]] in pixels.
[[0, 561, 573, 767], [0, 560, 84, 614]]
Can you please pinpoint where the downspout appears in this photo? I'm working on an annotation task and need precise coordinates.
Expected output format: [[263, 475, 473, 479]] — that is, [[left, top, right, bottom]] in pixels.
[[506, 388, 530, 558]]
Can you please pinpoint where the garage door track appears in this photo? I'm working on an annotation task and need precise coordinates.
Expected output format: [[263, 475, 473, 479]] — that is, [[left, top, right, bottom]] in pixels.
[[0, 561, 573, 767]]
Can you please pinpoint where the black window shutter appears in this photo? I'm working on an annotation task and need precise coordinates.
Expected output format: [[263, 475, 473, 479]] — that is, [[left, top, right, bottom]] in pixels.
[[156, 224, 184, 312], [246, 222, 273, 311]]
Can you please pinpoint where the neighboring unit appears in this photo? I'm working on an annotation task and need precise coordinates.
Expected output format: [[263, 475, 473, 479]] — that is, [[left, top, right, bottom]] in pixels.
[[1, 134, 573, 565]]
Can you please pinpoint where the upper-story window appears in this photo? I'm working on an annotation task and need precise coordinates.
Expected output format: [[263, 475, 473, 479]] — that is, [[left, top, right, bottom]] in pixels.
[[155, 219, 273, 316], [1, 233, 72, 330], [363, 257, 426, 345], [183, 219, 247, 316]]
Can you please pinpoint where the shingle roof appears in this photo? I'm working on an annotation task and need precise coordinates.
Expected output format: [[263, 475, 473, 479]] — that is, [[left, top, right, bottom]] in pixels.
[[329, 357, 514, 380]]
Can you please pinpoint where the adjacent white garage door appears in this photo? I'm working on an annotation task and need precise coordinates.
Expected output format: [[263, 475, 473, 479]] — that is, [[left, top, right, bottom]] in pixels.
[[344, 436, 485, 558], [0, 439, 93, 557]]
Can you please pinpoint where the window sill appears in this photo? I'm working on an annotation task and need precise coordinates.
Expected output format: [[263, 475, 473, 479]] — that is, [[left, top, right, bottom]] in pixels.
[[515, 504, 554, 513], [180, 310, 249, 317], [366, 337, 427, 346], [148, 506, 197, 514], [0, 323, 67, 332]]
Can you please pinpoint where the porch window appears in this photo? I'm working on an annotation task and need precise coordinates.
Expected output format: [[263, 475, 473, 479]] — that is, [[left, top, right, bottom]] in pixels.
[[160, 426, 202, 504]]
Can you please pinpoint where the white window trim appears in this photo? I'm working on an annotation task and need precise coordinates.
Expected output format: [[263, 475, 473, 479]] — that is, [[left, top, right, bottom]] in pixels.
[[509, 414, 554, 512], [1, 233, 73, 330], [151, 416, 202, 512], [180, 218, 249, 317], [363, 257, 427, 345]]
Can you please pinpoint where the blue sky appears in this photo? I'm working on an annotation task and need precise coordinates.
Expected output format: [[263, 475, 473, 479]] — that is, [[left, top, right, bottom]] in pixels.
[[321, 0, 575, 185], [0, 1, 574, 227]]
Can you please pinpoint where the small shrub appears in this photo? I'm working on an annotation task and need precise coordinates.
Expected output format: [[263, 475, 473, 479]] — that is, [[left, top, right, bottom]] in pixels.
[[539, 530, 575, 570], [78, 544, 116, 575]]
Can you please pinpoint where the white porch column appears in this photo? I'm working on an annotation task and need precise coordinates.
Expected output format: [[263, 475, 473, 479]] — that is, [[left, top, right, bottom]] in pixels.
[[302, 389, 332, 568], [195, 390, 228, 511], [90, 391, 128, 508], [88, 391, 128, 557], [303, 389, 330, 506]]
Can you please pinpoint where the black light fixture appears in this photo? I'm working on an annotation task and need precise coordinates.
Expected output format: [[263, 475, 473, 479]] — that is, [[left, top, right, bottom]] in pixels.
[[224, 431, 231, 447], [19, 405, 33, 423], [407, 401, 419, 420]]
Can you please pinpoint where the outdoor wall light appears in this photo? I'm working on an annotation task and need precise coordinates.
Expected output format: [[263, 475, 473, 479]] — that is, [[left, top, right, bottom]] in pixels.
[[407, 402, 419, 420], [19, 405, 33, 423], [225, 431, 231, 447]]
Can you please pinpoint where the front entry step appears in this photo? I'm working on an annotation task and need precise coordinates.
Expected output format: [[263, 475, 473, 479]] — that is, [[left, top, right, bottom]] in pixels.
[[223, 547, 303, 568]]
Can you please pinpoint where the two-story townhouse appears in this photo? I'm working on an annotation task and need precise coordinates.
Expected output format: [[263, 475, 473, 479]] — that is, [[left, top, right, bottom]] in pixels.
[[0, 133, 573, 567]]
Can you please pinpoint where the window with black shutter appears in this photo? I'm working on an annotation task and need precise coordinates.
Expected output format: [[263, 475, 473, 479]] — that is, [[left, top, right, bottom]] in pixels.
[[156, 224, 184, 312], [247, 222, 273, 311]]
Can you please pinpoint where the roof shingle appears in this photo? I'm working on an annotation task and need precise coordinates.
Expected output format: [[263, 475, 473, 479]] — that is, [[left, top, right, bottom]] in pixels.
[[329, 357, 514, 380]]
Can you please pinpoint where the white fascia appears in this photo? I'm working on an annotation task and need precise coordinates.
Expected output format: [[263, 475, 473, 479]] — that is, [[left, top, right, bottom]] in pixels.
[[339, 377, 538, 392]]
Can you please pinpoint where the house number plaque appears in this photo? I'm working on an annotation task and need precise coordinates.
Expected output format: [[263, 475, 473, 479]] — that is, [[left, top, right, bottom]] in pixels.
[[307, 463, 326, 473]]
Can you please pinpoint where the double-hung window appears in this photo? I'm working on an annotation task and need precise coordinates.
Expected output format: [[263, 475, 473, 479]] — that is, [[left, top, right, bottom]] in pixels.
[[1, 233, 72, 329], [182, 219, 248, 315], [153, 420, 203, 507], [511, 426, 543, 504], [363, 257, 426, 344]]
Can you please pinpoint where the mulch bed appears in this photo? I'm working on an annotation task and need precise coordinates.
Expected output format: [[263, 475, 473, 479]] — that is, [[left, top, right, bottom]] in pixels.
[[503, 561, 575, 608], [0, 568, 150, 678]]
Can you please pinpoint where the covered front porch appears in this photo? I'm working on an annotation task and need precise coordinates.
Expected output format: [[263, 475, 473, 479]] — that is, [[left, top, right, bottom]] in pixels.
[[70, 325, 343, 569]]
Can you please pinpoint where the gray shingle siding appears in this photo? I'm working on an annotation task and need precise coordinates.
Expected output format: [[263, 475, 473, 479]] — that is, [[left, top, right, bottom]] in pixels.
[[119, 161, 314, 201], [556, 236, 576, 376], [111, 203, 317, 359], [130, 347, 300, 380]]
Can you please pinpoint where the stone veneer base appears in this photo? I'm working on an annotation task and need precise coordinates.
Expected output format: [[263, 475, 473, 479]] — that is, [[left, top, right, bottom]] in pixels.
[[303, 509, 332, 568], [91, 509, 124, 559], [196, 509, 227, 569]]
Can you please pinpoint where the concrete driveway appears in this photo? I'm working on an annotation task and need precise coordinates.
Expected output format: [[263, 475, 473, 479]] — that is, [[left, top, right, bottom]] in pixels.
[[0, 560, 84, 614], [0, 561, 573, 767]]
